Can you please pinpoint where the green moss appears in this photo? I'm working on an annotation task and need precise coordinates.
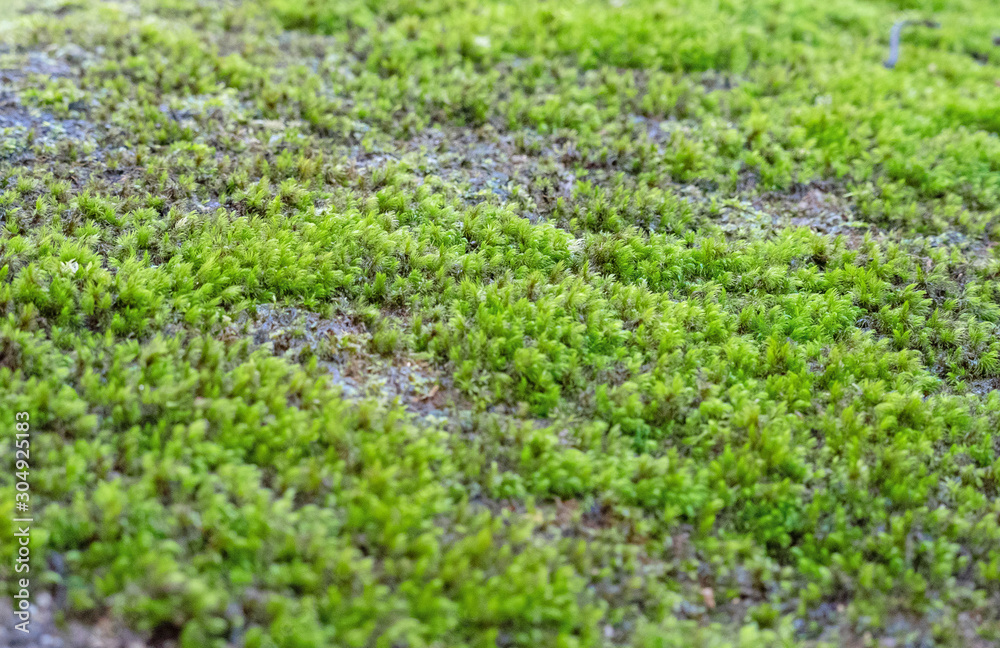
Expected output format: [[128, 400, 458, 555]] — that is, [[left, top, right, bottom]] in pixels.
[[1, 0, 1000, 646]]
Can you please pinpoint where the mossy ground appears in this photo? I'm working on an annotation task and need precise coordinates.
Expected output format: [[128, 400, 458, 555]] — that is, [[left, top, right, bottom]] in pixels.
[[2, 0, 1000, 646]]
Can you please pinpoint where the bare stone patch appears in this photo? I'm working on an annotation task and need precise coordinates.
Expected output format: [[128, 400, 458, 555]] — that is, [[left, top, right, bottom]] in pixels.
[[340, 125, 581, 221], [0, 92, 93, 137], [1, 50, 74, 82], [0, 594, 150, 648], [751, 183, 873, 243], [228, 304, 363, 352], [224, 305, 459, 418], [968, 376, 1000, 397], [0, 44, 102, 162], [0, 89, 95, 167]]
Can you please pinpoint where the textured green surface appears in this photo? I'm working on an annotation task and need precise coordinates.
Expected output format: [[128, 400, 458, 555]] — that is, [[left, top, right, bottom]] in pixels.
[[1, 0, 1000, 646]]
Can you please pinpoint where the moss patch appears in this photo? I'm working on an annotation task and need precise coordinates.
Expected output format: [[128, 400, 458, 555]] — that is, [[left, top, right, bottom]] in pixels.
[[2, 0, 1000, 647]]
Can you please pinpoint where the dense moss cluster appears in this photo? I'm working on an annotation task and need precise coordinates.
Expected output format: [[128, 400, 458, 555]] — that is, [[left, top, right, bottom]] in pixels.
[[2, 0, 1000, 646]]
